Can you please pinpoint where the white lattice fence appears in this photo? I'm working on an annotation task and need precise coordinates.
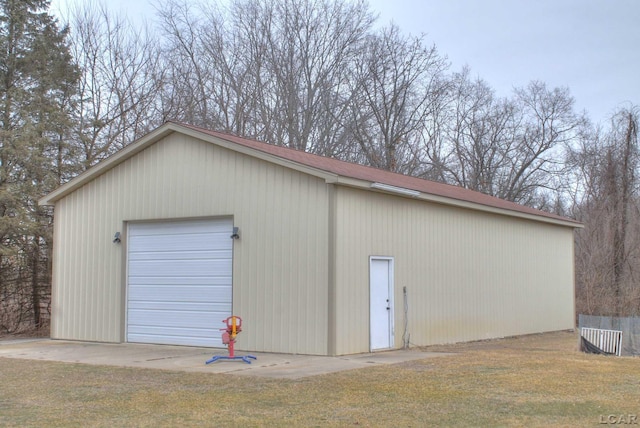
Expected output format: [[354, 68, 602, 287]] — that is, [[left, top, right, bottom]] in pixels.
[[581, 327, 623, 356]]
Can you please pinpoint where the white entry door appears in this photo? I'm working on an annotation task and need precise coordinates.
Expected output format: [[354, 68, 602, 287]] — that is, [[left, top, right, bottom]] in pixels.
[[370, 257, 394, 351]]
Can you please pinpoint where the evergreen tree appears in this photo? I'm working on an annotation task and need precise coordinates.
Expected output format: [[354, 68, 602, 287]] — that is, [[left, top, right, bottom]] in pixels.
[[0, 0, 78, 332]]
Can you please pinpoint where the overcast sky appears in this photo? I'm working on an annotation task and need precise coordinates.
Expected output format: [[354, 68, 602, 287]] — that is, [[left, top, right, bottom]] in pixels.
[[50, 0, 639, 125], [368, 0, 639, 125]]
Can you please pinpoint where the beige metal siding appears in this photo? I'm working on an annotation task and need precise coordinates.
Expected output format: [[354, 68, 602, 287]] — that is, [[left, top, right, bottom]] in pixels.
[[51, 133, 329, 354], [333, 186, 575, 355]]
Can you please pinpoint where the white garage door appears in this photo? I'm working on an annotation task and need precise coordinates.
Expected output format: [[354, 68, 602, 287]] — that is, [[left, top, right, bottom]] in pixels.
[[127, 218, 233, 347]]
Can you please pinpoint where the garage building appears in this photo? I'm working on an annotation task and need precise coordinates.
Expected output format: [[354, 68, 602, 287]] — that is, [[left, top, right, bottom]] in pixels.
[[39, 122, 580, 356]]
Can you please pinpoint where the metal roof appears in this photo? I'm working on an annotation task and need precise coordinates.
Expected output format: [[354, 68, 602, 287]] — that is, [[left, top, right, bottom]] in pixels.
[[40, 121, 582, 228]]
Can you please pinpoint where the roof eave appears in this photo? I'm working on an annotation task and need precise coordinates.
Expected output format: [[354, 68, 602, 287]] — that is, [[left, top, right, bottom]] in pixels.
[[38, 122, 339, 206], [38, 124, 178, 206], [173, 124, 340, 183], [39, 122, 583, 229], [334, 176, 582, 229]]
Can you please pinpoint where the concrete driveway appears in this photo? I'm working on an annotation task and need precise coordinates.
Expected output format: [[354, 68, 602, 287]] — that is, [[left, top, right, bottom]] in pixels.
[[0, 339, 451, 379]]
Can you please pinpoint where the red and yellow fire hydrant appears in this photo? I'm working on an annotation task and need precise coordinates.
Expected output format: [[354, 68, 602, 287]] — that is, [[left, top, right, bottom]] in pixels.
[[206, 316, 256, 365]]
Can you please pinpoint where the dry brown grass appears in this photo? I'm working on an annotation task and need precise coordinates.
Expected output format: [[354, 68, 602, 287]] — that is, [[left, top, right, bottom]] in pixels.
[[1, 331, 638, 427]]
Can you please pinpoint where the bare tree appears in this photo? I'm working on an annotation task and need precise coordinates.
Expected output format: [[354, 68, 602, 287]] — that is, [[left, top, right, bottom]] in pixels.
[[67, 2, 163, 168], [439, 76, 586, 207], [505, 82, 583, 205], [260, 0, 375, 153], [570, 107, 640, 316], [438, 69, 518, 195], [157, 0, 375, 155], [155, 0, 216, 127], [198, 1, 264, 136], [346, 25, 449, 174]]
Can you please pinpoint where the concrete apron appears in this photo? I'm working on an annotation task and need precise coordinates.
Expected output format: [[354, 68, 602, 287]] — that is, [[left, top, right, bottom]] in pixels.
[[0, 339, 452, 379]]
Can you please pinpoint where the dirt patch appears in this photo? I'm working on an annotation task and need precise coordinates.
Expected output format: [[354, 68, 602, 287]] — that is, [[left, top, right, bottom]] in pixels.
[[421, 330, 578, 353]]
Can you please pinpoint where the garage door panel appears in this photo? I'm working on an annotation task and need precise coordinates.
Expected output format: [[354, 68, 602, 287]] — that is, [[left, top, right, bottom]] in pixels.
[[128, 259, 232, 277], [128, 249, 232, 261], [128, 286, 232, 303], [128, 301, 231, 312], [127, 333, 223, 347], [129, 277, 232, 286], [128, 325, 218, 337], [128, 320, 228, 346], [128, 309, 229, 328], [127, 218, 233, 347], [130, 220, 232, 235], [129, 233, 232, 252]]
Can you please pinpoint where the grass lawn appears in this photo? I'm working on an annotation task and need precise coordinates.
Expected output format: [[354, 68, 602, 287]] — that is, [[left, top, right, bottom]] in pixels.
[[0, 331, 638, 427]]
